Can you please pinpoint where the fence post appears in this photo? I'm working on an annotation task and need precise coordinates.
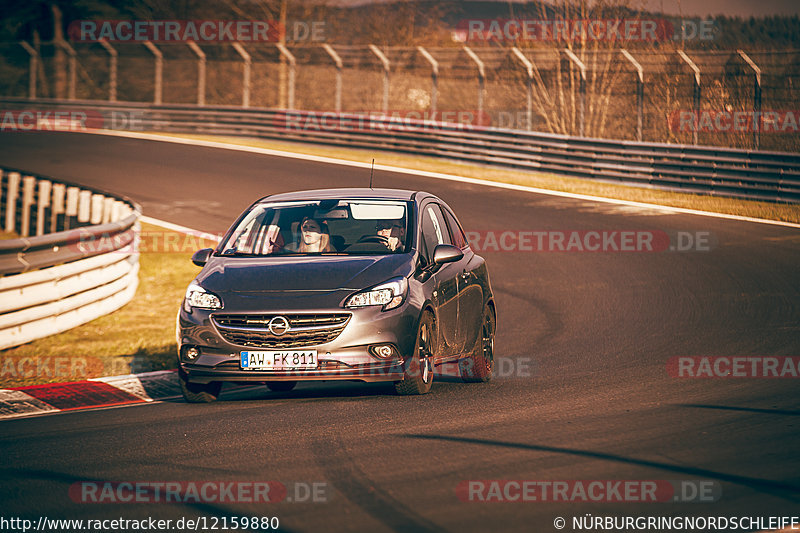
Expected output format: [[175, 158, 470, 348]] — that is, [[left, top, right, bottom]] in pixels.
[[737, 50, 762, 151], [143, 41, 163, 105], [562, 49, 587, 137], [416, 46, 439, 116], [276, 44, 296, 110], [98, 39, 117, 102], [369, 44, 390, 114], [462, 45, 486, 118], [19, 41, 37, 99], [511, 47, 533, 130], [678, 50, 701, 145], [58, 40, 77, 100], [322, 44, 343, 113], [231, 43, 251, 108], [187, 41, 206, 106], [621, 49, 644, 142]]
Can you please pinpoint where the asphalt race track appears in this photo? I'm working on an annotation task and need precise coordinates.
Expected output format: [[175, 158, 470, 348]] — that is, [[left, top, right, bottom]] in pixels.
[[1, 131, 799, 532]]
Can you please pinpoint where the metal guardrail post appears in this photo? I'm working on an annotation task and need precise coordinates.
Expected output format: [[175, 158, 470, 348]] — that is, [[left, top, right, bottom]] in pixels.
[[737, 50, 762, 151], [187, 41, 206, 106], [21, 176, 35, 237], [511, 47, 533, 131], [462, 45, 486, 118], [98, 39, 117, 102], [621, 49, 644, 142], [36, 180, 51, 236], [416, 46, 439, 115], [57, 40, 77, 100], [678, 50, 701, 145], [5, 172, 20, 233], [143, 41, 163, 105], [322, 44, 343, 113], [231, 43, 251, 108], [19, 41, 37, 99], [369, 44, 390, 114], [276, 44, 296, 110], [562, 49, 587, 137]]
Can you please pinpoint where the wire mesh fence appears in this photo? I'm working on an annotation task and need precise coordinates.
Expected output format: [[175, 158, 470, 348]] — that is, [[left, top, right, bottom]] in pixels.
[[1, 41, 798, 152]]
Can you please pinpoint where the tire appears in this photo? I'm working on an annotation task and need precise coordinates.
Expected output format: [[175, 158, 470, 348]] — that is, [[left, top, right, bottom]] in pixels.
[[265, 381, 297, 392], [395, 311, 436, 395], [459, 304, 496, 383], [179, 370, 222, 403]]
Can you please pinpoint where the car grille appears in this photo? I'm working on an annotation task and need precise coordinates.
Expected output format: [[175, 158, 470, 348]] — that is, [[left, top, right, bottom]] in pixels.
[[211, 313, 351, 348]]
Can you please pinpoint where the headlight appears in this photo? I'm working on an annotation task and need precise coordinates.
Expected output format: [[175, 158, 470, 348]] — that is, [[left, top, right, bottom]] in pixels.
[[183, 283, 223, 311], [345, 277, 408, 311]]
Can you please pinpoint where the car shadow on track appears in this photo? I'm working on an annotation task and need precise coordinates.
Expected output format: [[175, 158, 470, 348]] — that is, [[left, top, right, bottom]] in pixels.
[[402, 434, 800, 502], [163, 372, 471, 404], [676, 403, 800, 416]]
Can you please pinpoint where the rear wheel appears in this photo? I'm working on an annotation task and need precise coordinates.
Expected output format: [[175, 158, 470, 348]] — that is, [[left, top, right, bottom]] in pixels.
[[265, 381, 297, 392], [394, 311, 436, 395], [179, 370, 222, 403], [459, 304, 495, 383]]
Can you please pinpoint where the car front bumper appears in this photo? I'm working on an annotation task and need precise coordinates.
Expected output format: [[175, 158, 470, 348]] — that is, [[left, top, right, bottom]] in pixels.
[[177, 300, 419, 384]]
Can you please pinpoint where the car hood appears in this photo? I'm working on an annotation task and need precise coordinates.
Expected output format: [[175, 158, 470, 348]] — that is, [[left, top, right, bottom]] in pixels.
[[196, 253, 414, 294]]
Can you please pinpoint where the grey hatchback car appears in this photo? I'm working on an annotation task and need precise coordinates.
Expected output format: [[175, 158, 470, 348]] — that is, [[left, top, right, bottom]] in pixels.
[[177, 188, 496, 402]]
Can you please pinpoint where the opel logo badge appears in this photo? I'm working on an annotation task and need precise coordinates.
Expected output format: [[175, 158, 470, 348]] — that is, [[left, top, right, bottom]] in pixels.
[[268, 316, 290, 336]]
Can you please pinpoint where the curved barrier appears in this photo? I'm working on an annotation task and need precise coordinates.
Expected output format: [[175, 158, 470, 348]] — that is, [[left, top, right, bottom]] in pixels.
[[0, 168, 140, 349], [1, 98, 799, 203]]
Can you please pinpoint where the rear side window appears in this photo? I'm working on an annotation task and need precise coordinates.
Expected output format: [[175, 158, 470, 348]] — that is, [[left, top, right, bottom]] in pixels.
[[420, 204, 452, 262], [442, 207, 468, 249]]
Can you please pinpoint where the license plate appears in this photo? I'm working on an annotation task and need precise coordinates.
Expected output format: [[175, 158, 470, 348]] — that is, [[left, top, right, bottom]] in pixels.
[[240, 350, 317, 370]]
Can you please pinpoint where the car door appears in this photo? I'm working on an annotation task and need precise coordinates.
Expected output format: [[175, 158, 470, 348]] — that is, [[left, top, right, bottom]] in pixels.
[[419, 202, 460, 358], [441, 205, 484, 353]]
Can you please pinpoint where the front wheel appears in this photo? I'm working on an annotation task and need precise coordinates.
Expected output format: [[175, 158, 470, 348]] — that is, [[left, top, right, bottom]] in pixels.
[[179, 370, 222, 403], [459, 304, 495, 383], [394, 311, 436, 395]]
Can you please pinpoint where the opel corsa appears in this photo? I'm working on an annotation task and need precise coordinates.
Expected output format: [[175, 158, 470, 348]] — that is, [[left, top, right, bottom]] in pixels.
[[177, 188, 496, 402]]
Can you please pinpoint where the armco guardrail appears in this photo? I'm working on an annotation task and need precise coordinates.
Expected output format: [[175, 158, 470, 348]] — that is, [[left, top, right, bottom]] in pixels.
[[0, 167, 140, 349], [1, 98, 799, 202]]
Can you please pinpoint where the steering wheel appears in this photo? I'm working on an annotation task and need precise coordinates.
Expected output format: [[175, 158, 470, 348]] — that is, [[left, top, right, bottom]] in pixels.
[[357, 235, 390, 245]]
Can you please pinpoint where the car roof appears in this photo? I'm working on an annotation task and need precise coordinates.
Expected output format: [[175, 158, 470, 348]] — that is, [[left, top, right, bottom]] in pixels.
[[258, 188, 432, 203]]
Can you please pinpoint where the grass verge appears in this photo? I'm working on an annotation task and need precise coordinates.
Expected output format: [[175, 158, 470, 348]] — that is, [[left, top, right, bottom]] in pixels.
[[0, 222, 209, 387]]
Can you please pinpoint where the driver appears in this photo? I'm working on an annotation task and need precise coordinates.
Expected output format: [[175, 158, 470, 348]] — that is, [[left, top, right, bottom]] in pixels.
[[376, 220, 405, 252]]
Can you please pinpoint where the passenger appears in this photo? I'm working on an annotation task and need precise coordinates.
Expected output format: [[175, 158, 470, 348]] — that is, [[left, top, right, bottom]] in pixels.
[[287, 217, 335, 253], [376, 220, 405, 252]]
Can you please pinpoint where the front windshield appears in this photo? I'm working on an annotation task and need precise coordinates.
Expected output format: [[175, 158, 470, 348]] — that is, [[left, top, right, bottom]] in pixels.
[[219, 200, 412, 256]]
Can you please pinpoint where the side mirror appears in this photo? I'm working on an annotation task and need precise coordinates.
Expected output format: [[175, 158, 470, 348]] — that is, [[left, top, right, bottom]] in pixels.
[[432, 244, 463, 265], [191, 248, 213, 267]]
